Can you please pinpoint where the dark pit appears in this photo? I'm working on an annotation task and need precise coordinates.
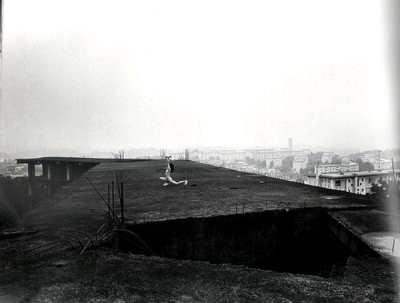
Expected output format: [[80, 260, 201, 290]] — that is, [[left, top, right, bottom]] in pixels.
[[116, 207, 379, 278]]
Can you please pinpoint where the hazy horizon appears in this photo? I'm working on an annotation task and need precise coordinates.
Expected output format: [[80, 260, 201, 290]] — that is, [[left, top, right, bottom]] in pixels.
[[1, 1, 399, 155], [2, 144, 398, 160]]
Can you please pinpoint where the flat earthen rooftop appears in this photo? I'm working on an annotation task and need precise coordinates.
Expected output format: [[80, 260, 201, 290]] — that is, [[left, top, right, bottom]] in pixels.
[[1, 160, 399, 302]]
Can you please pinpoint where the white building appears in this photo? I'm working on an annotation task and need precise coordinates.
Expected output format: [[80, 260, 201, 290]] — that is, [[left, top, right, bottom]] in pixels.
[[15, 165, 26, 172], [373, 159, 392, 170], [361, 153, 392, 170], [251, 149, 275, 161], [315, 162, 359, 177], [293, 156, 308, 173], [318, 169, 400, 195], [265, 157, 282, 168], [321, 152, 334, 164], [362, 153, 376, 163], [341, 155, 350, 162], [277, 148, 306, 159], [197, 150, 247, 163]]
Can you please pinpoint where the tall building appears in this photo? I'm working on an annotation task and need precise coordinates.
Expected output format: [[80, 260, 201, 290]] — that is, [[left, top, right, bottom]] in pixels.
[[288, 138, 293, 151]]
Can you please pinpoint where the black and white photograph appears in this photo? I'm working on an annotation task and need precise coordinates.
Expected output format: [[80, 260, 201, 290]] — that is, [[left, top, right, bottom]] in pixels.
[[0, 0, 399, 302]]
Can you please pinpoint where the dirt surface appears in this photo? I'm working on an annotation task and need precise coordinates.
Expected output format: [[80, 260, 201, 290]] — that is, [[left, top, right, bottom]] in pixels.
[[1, 244, 397, 303], [0, 160, 399, 302]]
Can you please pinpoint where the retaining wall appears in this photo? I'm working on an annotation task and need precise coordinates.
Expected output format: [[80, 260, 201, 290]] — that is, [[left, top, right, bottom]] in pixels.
[[119, 207, 377, 277]]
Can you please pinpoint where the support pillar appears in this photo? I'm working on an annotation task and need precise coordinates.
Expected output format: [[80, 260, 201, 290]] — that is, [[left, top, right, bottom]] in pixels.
[[47, 163, 51, 179], [28, 163, 35, 179]]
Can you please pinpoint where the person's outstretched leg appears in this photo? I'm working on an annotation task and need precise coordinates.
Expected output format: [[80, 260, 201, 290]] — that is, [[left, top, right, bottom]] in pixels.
[[175, 180, 188, 185], [167, 177, 188, 185]]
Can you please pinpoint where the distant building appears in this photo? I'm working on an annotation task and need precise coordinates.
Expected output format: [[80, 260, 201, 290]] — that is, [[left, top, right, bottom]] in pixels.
[[373, 159, 392, 170], [341, 155, 350, 162], [196, 143, 309, 168], [293, 156, 308, 173], [318, 169, 400, 195], [306, 174, 318, 186], [198, 150, 246, 163], [361, 153, 392, 170], [362, 153, 375, 163], [251, 149, 275, 161], [315, 162, 359, 175], [217, 150, 246, 162], [15, 165, 26, 172], [321, 152, 334, 164], [314, 162, 359, 184], [265, 157, 282, 168], [276, 149, 307, 159]]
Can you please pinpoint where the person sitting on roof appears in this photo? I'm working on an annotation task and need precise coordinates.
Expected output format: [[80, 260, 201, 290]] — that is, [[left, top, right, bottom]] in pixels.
[[159, 156, 188, 186]]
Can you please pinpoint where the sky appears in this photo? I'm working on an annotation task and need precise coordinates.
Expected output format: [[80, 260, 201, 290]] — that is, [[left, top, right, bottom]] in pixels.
[[0, 0, 398, 155]]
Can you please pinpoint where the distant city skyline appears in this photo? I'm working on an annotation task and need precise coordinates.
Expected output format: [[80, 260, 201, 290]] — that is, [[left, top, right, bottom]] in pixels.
[[1, 1, 398, 155], [2, 143, 398, 160]]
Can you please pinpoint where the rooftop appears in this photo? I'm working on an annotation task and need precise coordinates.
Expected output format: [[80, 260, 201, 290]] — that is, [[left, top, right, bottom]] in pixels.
[[320, 169, 400, 179], [1, 160, 398, 302], [317, 162, 358, 167]]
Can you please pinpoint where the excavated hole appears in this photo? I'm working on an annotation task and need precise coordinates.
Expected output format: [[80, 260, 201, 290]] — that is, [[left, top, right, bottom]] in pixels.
[[116, 208, 375, 278]]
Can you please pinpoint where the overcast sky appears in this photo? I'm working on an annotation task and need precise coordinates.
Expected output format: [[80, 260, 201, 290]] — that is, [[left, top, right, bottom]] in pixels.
[[0, 0, 397, 155]]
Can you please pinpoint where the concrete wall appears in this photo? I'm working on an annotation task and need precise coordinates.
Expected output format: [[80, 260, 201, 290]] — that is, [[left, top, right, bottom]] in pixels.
[[326, 211, 381, 258], [119, 208, 376, 277]]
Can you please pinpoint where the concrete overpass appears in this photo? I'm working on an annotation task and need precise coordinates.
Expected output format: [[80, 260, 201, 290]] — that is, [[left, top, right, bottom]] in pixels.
[[16, 157, 128, 196]]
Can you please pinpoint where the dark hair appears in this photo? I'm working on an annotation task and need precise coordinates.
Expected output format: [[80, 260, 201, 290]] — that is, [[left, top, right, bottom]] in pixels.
[[169, 162, 175, 173]]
